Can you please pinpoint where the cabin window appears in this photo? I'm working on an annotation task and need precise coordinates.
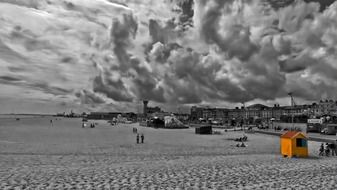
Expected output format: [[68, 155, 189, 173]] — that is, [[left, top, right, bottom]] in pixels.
[[296, 138, 307, 147]]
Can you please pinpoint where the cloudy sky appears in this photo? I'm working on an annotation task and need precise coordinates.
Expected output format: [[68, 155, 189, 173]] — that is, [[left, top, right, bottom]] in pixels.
[[0, 0, 336, 114]]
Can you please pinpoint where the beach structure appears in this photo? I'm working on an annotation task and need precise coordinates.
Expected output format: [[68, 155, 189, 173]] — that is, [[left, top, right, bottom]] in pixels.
[[280, 131, 308, 158], [164, 116, 188, 128], [145, 115, 188, 129], [148, 117, 165, 128], [195, 125, 212, 134]]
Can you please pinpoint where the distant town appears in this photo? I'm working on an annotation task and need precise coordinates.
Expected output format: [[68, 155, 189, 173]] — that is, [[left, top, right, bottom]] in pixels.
[[55, 99, 337, 126]]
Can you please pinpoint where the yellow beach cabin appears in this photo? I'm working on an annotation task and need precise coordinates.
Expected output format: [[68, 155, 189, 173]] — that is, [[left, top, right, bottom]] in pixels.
[[280, 131, 308, 158]]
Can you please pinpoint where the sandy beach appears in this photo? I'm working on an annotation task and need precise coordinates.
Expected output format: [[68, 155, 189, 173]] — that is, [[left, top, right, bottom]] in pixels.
[[0, 116, 336, 189]]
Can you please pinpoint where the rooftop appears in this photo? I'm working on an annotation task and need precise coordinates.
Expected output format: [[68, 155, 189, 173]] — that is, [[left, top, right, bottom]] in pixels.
[[281, 131, 306, 139]]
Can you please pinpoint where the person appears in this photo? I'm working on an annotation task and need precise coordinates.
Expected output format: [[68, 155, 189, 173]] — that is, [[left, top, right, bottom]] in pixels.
[[136, 134, 139, 144], [319, 143, 324, 156], [330, 143, 336, 156], [50, 119, 53, 127], [112, 118, 116, 126], [325, 143, 330, 156], [235, 137, 241, 142], [242, 134, 247, 141], [334, 142, 337, 156], [141, 134, 144, 143], [133, 127, 137, 134], [240, 142, 246, 147]]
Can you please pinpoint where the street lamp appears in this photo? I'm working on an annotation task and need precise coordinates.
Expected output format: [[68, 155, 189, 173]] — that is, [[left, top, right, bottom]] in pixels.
[[288, 92, 295, 129], [242, 102, 246, 131]]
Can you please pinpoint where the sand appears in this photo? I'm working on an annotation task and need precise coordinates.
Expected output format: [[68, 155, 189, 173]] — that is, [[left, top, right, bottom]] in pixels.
[[0, 116, 336, 189]]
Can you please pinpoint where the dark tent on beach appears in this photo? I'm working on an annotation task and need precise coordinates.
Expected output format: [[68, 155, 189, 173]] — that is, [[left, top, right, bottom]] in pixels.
[[195, 125, 212, 134], [148, 117, 165, 128]]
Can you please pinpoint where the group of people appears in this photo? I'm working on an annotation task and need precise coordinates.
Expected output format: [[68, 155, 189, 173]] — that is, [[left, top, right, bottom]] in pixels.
[[136, 133, 144, 144], [234, 134, 248, 142], [319, 142, 337, 156], [235, 134, 248, 147], [133, 127, 144, 144], [236, 142, 247, 147]]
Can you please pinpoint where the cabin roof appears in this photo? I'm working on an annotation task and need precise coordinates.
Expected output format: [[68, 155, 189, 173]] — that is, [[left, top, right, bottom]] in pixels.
[[281, 131, 306, 139]]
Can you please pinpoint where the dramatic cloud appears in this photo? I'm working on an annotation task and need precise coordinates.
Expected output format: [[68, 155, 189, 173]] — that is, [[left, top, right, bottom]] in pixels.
[[0, 0, 336, 113], [75, 89, 106, 105]]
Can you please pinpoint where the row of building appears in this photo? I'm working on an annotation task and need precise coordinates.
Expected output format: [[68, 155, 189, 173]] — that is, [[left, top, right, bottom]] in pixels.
[[79, 100, 337, 124], [84, 100, 190, 122], [190, 100, 337, 124], [86, 112, 137, 121]]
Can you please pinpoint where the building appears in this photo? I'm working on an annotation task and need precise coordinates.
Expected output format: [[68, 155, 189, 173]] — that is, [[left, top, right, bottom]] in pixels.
[[190, 106, 204, 121], [280, 131, 308, 158], [215, 108, 229, 123], [190, 99, 337, 125], [228, 107, 242, 120], [87, 112, 121, 120], [202, 107, 216, 120], [147, 106, 161, 114], [262, 108, 273, 120], [245, 104, 269, 119], [318, 100, 337, 116], [271, 104, 282, 120], [190, 106, 229, 123], [123, 112, 137, 121]]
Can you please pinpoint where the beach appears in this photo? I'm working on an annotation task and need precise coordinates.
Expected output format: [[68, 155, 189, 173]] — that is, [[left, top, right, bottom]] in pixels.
[[0, 116, 336, 189]]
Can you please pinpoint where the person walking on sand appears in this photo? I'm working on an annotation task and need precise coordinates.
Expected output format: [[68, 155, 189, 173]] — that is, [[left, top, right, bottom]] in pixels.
[[136, 134, 140, 144], [319, 143, 324, 156], [330, 143, 336, 156], [325, 143, 330, 156], [50, 119, 53, 127], [141, 134, 144, 144], [333, 141, 337, 156]]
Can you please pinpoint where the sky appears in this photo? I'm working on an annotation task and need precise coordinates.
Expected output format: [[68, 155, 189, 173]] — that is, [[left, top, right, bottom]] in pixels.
[[0, 0, 336, 114]]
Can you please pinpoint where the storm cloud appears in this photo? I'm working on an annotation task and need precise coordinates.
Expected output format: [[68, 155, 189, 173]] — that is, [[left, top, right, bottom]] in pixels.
[[0, 0, 336, 113]]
